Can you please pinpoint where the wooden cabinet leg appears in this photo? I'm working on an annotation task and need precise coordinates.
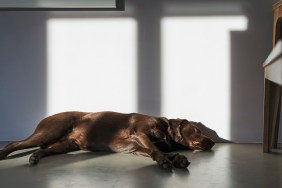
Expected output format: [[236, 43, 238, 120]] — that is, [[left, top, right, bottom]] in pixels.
[[271, 85, 281, 149], [264, 78, 282, 153], [263, 79, 271, 153]]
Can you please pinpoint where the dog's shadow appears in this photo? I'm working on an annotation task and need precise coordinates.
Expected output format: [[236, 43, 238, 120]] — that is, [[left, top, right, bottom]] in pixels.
[[192, 121, 233, 143], [39, 151, 112, 167], [1, 148, 113, 169], [128, 164, 190, 188]]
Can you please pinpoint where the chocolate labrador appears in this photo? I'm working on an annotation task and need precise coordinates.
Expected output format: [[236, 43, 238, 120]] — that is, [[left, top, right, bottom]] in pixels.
[[0, 111, 215, 169]]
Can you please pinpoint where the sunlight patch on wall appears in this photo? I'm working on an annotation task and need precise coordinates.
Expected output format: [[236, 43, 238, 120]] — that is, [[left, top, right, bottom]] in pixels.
[[47, 18, 137, 115], [161, 16, 248, 140]]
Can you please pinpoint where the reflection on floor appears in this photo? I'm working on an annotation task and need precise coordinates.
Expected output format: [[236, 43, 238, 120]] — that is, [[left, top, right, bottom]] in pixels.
[[0, 143, 281, 188]]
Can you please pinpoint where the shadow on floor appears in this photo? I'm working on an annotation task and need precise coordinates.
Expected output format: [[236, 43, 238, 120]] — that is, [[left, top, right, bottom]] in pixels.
[[192, 121, 233, 143], [0, 147, 113, 168], [38, 151, 113, 167], [128, 164, 190, 188]]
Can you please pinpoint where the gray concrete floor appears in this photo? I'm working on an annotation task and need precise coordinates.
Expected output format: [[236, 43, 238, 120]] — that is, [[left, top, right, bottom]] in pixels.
[[0, 143, 281, 188]]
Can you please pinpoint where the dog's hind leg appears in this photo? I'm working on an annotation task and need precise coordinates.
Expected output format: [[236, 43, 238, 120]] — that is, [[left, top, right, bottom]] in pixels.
[[0, 134, 45, 160], [0, 122, 77, 160], [29, 139, 79, 166]]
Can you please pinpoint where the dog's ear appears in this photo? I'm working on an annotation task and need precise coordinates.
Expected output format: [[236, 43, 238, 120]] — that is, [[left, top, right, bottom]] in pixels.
[[168, 118, 182, 127], [160, 117, 170, 125], [168, 118, 187, 142], [169, 118, 188, 127]]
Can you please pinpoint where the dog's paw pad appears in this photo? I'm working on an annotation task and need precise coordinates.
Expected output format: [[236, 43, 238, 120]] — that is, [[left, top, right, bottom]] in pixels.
[[29, 154, 39, 166], [157, 159, 173, 170], [173, 155, 190, 168], [178, 158, 190, 168]]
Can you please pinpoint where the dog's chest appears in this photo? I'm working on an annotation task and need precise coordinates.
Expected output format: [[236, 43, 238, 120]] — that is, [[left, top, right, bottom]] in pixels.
[[149, 125, 170, 145]]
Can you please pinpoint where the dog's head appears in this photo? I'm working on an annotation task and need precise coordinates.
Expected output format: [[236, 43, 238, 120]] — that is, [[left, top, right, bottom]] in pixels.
[[168, 119, 215, 150]]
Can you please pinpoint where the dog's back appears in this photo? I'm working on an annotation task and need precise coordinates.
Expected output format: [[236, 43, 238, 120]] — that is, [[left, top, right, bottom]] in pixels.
[[32, 111, 164, 152]]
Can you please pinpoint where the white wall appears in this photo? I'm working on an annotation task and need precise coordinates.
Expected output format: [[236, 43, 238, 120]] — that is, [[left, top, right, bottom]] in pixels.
[[0, 0, 279, 143]]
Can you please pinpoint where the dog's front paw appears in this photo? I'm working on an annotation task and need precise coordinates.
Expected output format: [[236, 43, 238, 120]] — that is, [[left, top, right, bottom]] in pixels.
[[170, 153, 190, 168], [0, 150, 6, 160], [0, 150, 7, 160], [157, 156, 173, 170], [29, 154, 40, 166]]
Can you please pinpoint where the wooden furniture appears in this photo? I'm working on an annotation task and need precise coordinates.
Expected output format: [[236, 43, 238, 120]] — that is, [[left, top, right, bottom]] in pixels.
[[263, 1, 282, 153], [263, 41, 282, 153]]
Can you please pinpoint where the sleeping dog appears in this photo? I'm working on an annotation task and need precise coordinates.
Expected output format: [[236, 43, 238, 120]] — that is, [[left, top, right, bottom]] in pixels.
[[0, 111, 215, 169]]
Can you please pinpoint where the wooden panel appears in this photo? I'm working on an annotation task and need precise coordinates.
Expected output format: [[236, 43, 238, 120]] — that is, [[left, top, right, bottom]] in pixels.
[[273, 1, 282, 45]]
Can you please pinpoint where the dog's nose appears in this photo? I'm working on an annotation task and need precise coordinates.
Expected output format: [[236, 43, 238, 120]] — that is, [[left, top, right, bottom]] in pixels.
[[203, 137, 215, 150], [209, 140, 215, 148]]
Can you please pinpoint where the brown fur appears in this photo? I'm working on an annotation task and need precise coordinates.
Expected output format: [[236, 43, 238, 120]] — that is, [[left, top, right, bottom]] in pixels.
[[0, 111, 215, 169]]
